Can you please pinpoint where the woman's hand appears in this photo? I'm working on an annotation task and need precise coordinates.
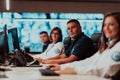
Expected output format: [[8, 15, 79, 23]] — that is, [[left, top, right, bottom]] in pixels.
[[45, 64, 76, 74], [35, 58, 43, 63], [50, 64, 61, 71], [45, 64, 61, 71]]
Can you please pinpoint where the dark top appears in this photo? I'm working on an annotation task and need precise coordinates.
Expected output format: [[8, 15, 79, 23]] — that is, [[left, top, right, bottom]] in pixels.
[[65, 33, 96, 60], [42, 41, 50, 52]]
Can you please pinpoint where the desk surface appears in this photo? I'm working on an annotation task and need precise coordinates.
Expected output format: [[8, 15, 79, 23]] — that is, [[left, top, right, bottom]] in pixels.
[[0, 66, 111, 80]]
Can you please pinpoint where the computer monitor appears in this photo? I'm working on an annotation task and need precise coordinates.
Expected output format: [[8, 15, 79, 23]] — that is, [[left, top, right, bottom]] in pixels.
[[0, 31, 5, 64], [0, 25, 9, 64], [8, 28, 20, 53], [8, 32, 14, 53]]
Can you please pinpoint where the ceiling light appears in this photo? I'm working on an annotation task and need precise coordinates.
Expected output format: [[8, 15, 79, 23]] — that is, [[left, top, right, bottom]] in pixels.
[[6, 0, 10, 10]]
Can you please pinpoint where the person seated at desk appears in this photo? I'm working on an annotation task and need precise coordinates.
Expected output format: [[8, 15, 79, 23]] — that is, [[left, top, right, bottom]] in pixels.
[[49, 12, 120, 78], [38, 19, 96, 64], [32, 27, 64, 59], [40, 31, 51, 52]]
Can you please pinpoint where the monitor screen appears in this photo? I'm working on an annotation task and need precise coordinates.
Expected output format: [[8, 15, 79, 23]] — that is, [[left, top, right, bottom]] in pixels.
[[0, 31, 5, 63], [0, 25, 9, 64], [8, 32, 14, 53], [8, 28, 20, 53]]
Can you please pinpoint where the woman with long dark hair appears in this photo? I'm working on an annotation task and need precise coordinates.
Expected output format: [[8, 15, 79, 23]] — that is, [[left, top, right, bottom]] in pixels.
[[50, 12, 120, 78], [33, 27, 64, 59]]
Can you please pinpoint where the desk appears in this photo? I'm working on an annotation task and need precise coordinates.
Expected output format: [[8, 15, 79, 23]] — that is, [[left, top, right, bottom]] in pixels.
[[0, 66, 111, 80]]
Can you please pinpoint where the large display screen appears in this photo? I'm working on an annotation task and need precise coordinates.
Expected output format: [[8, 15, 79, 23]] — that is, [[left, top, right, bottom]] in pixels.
[[0, 12, 104, 52]]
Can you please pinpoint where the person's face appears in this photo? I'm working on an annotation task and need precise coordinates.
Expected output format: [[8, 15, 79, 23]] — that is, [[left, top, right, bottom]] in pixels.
[[40, 33, 49, 44], [103, 16, 119, 40], [67, 22, 81, 39], [51, 30, 60, 43]]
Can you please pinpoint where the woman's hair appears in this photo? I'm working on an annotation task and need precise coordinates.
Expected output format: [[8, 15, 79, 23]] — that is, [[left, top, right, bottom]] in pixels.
[[99, 12, 120, 53], [50, 27, 62, 42]]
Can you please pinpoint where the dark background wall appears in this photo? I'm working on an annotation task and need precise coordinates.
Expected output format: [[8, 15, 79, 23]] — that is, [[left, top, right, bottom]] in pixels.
[[0, 0, 120, 13]]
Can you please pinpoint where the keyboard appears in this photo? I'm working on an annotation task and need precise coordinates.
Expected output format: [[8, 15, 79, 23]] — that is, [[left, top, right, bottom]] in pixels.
[[39, 69, 60, 76], [0, 75, 8, 78], [0, 68, 12, 71]]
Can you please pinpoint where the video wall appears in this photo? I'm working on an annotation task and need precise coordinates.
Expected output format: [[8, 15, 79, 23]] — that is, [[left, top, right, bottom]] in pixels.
[[0, 12, 104, 52]]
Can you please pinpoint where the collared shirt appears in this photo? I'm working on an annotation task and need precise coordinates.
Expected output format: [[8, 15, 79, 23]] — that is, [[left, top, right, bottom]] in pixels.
[[65, 32, 96, 60], [107, 37, 119, 49], [33, 42, 64, 59]]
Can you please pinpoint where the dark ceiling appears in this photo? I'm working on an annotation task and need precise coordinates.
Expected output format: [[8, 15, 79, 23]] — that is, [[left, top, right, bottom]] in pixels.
[[9, 0, 120, 2]]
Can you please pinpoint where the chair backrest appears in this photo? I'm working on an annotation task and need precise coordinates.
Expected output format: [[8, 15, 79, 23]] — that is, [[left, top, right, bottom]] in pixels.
[[63, 37, 71, 51], [112, 69, 120, 80], [91, 33, 101, 52]]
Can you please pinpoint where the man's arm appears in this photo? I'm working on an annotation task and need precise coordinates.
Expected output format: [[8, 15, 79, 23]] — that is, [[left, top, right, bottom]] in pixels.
[[46, 53, 67, 60], [42, 54, 79, 64], [40, 53, 67, 63]]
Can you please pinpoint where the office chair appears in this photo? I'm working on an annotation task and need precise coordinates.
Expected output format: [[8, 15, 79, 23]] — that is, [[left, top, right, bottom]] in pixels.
[[63, 37, 71, 51], [112, 69, 120, 80], [91, 33, 101, 52]]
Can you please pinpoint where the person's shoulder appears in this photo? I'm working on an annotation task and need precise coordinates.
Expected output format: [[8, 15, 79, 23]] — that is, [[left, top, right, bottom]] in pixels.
[[114, 41, 120, 47], [54, 42, 64, 48], [110, 41, 120, 53], [78, 33, 92, 41], [55, 42, 63, 45], [116, 41, 120, 44]]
